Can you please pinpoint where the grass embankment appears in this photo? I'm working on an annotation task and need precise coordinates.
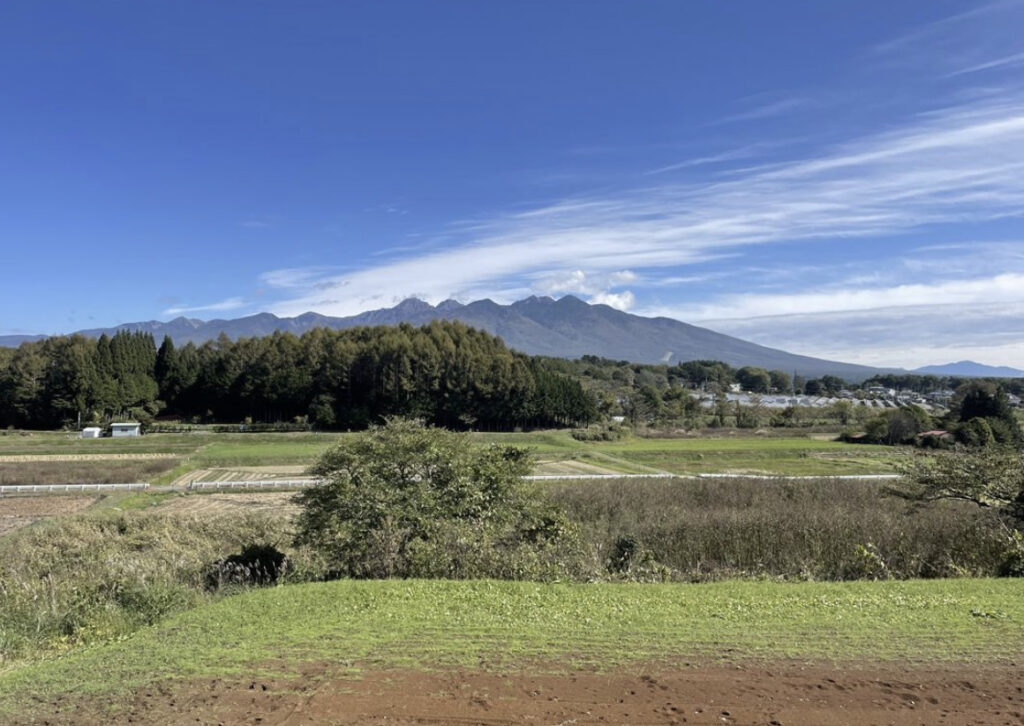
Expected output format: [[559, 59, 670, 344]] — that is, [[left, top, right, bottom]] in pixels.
[[1, 577, 1021, 717]]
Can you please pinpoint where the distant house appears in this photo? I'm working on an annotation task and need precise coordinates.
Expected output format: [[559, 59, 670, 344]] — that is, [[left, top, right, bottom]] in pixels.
[[927, 389, 955, 404], [110, 422, 142, 438], [865, 385, 895, 397], [80, 427, 102, 439]]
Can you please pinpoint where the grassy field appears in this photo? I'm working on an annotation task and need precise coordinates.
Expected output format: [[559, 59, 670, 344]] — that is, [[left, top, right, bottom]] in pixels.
[[1, 577, 1021, 718], [0, 429, 905, 485], [475, 430, 901, 476]]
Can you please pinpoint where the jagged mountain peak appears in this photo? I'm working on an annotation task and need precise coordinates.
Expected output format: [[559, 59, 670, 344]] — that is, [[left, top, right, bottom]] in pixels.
[[0, 295, 898, 380]]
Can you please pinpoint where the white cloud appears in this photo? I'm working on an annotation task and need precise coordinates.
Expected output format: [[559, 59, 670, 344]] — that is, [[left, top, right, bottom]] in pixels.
[[717, 97, 810, 124], [697, 301, 1024, 369], [873, 1, 1024, 78], [644, 144, 772, 175], [589, 291, 636, 311], [949, 50, 1024, 76], [266, 93, 1024, 321], [666, 273, 1024, 322], [164, 297, 247, 316]]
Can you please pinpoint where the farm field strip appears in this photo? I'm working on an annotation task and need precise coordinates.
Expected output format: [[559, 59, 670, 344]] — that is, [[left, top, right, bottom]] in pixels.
[[2, 431, 909, 486], [185, 479, 315, 490], [154, 491, 301, 516], [170, 466, 314, 487], [0, 453, 178, 463], [0, 495, 99, 537]]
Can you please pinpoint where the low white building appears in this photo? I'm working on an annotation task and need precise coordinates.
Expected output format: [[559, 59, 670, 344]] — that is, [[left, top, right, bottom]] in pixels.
[[110, 422, 142, 438], [80, 427, 102, 439]]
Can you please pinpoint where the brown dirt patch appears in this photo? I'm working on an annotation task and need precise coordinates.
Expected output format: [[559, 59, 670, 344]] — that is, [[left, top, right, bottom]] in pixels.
[[24, 660, 1024, 725], [534, 458, 623, 475], [0, 495, 98, 536], [0, 453, 177, 462], [0, 459, 179, 485], [170, 466, 309, 487], [157, 491, 301, 517]]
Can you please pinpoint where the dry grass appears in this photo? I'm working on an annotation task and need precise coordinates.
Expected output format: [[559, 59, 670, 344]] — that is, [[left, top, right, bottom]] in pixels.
[[0, 453, 177, 462], [0, 459, 179, 485], [0, 496, 99, 537], [157, 492, 301, 518], [549, 476, 1012, 580]]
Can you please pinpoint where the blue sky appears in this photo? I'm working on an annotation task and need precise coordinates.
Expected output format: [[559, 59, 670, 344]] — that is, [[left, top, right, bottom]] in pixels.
[[3, 1, 1024, 368]]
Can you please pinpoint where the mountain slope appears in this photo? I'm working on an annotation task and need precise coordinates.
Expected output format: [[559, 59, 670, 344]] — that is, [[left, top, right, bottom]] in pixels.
[[914, 361, 1024, 378], [0, 295, 889, 379]]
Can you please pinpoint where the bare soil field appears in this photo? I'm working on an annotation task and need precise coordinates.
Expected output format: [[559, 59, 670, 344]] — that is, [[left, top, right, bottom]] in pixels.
[[0, 495, 98, 536], [0, 453, 178, 462], [533, 458, 625, 475], [170, 465, 308, 487], [156, 491, 301, 517], [0, 459, 179, 485], [25, 660, 1024, 726]]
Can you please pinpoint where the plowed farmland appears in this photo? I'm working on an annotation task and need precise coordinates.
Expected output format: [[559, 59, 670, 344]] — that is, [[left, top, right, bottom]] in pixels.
[[0, 495, 98, 536]]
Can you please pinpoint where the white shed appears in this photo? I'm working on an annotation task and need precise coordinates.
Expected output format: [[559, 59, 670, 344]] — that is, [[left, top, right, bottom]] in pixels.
[[80, 427, 102, 439], [110, 422, 142, 438]]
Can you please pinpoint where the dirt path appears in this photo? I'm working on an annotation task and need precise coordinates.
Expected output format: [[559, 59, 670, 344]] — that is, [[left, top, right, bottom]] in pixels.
[[27, 660, 1024, 725]]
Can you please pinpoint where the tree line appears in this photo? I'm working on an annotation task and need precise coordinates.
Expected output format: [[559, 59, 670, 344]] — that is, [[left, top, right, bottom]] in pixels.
[[0, 322, 596, 430]]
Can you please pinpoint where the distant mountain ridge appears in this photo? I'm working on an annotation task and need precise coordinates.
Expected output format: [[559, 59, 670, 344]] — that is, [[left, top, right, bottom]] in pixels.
[[913, 361, 1024, 378], [0, 296, 1012, 381]]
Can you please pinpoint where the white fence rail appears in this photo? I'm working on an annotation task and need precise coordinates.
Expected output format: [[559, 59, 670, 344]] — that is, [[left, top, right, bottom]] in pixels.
[[524, 473, 677, 481], [0, 483, 150, 496], [687, 473, 903, 481], [186, 479, 318, 490]]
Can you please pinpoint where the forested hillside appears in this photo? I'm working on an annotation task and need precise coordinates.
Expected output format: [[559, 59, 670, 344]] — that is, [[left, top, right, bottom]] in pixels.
[[0, 322, 595, 430]]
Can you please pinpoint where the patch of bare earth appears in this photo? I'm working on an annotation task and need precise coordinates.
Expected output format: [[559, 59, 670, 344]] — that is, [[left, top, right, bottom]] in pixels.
[[170, 466, 309, 487], [534, 459, 623, 475], [157, 491, 301, 517], [25, 660, 1024, 726], [0, 495, 98, 536], [0, 454, 177, 462]]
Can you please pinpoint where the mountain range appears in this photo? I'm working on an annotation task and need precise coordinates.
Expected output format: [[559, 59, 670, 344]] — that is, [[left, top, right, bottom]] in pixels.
[[1, 296, 1020, 380], [913, 361, 1024, 378]]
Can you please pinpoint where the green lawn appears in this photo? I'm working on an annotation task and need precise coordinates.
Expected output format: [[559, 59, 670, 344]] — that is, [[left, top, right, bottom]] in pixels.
[[0, 431, 205, 456], [1, 578, 1020, 718], [189, 433, 337, 467]]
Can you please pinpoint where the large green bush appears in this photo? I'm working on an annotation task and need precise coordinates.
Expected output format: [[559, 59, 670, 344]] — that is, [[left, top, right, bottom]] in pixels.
[[294, 419, 589, 579]]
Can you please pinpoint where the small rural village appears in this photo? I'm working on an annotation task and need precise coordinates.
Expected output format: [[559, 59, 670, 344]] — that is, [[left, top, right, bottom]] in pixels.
[[3, 3, 1024, 725]]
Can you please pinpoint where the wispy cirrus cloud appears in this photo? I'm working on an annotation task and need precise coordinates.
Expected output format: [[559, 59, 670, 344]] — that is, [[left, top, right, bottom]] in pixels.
[[873, 0, 1024, 78], [661, 273, 1024, 322], [716, 96, 811, 124], [643, 144, 774, 176], [266, 92, 1024, 324], [700, 301, 1024, 369], [164, 297, 247, 316]]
